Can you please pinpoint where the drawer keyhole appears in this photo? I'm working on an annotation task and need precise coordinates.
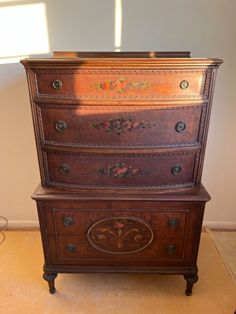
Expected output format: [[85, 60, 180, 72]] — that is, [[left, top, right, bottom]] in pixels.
[[66, 244, 76, 253], [63, 217, 74, 227]]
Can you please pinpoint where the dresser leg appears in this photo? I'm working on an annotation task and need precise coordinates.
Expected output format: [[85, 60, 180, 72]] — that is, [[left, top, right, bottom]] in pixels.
[[184, 274, 198, 296], [43, 272, 57, 294]]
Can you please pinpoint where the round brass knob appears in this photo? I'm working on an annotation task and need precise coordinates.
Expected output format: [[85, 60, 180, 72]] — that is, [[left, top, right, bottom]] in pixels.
[[55, 120, 67, 132], [171, 165, 182, 176], [63, 217, 74, 227], [166, 244, 176, 255], [168, 218, 179, 229], [66, 244, 76, 252], [52, 79, 62, 89], [180, 80, 189, 90], [59, 164, 70, 175], [175, 121, 186, 132]]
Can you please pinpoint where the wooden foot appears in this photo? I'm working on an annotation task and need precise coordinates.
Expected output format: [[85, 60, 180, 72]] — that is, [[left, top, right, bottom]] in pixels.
[[43, 272, 57, 294], [184, 274, 198, 296]]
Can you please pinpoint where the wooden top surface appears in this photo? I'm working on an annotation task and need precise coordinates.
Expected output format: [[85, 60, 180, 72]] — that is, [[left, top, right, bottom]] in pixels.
[[32, 184, 211, 202], [21, 51, 223, 68]]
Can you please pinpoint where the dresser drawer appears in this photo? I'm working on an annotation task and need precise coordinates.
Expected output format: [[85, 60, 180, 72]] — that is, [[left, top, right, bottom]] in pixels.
[[50, 209, 187, 237], [38, 104, 205, 148], [34, 68, 211, 101], [42, 149, 199, 190], [52, 236, 184, 263]]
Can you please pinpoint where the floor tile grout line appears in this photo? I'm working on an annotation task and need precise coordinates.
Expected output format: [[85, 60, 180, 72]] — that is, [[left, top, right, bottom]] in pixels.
[[206, 228, 236, 286]]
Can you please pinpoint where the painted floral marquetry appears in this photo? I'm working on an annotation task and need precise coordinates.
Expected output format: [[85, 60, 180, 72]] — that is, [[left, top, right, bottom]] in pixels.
[[91, 117, 154, 135], [91, 77, 150, 93], [87, 217, 154, 254], [96, 162, 146, 178]]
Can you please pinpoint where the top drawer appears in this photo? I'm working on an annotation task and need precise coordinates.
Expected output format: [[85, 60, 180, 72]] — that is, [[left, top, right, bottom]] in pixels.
[[33, 68, 211, 102]]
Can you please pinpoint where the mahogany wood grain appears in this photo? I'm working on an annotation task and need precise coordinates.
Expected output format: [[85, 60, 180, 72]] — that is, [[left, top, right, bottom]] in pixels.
[[42, 148, 199, 190], [21, 52, 222, 295], [53, 51, 191, 58], [38, 104, 204, 148]]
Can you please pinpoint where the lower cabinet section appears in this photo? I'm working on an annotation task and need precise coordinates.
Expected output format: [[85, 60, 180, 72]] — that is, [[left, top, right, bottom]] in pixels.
[[33, 185, 209, 295], [38, 199, 204, 267]]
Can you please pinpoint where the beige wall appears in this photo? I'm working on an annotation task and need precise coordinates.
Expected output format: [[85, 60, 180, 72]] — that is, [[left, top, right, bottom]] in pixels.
[[0, 0, 235, 228]]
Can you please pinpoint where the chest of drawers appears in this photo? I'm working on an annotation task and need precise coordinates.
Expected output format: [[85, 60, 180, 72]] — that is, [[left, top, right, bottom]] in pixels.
[[21, 51, 222, 295]]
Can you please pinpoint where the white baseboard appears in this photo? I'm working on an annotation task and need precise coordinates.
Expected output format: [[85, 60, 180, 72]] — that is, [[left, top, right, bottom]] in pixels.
[[203, 221, 236, 230], [7, 220, 39, 229]]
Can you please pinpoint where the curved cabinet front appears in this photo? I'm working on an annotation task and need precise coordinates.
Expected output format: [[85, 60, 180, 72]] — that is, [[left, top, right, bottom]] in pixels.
[[42, 148, 199, 190], [38, 104, 205, 149]]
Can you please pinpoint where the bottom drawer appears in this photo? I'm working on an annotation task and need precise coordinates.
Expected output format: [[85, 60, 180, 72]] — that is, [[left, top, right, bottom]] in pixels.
[[38, 200, 205, 267], [51, 235, 184, 263]]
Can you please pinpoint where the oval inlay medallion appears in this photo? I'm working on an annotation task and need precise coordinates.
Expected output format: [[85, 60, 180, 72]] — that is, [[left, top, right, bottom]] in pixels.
[[87, 217, 154, 254]]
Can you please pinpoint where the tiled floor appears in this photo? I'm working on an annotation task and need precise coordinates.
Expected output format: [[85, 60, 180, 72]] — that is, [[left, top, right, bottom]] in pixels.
[[209, 230, 236, 285], [0, 230, 235, 314]]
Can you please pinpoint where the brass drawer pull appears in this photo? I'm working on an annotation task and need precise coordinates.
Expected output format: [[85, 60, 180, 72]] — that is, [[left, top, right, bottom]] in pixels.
[[66, 244, 76, 252], [166, 244, 176, 255], [175, 121, 186, 132], [167, 218, 179, 229], [180, 80, 189, 90], [55, 120, 67, 132], [59, 164, 70, 175], [63, 217, 74, 227], [52, 79, 62, 89], [171, 165, 182, 176]]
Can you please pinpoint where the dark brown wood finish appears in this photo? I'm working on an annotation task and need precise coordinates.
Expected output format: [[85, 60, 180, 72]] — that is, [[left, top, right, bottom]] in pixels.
[[42, 147, 199, 190], [38, 104, 205, 148], [21, 52, 222, 295], [53, 51, 192, 58]]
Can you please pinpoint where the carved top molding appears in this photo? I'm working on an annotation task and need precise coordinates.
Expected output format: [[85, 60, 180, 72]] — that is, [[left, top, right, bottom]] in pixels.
[[21, 56, 223, 69], [38, 103, 205, 111], [34, 68, 210, 75], [47, 180, 195, 190], [36, 94, 208, 101], [42, 148, 199, 158]]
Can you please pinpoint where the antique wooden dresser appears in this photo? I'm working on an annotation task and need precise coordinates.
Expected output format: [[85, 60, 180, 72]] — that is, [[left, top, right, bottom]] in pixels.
[[21, 51, 222, 295]]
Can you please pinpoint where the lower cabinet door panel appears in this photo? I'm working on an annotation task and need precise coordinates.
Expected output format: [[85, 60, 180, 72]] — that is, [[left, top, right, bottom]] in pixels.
[[40, 200, 203, 267]]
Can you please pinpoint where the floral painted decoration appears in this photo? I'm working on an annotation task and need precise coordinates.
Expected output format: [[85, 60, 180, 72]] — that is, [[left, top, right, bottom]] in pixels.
[[87, 217, 154, 254], [96, 162, 143, 178], [92, 77, 150, 93], [91, 117, 154, 135]]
